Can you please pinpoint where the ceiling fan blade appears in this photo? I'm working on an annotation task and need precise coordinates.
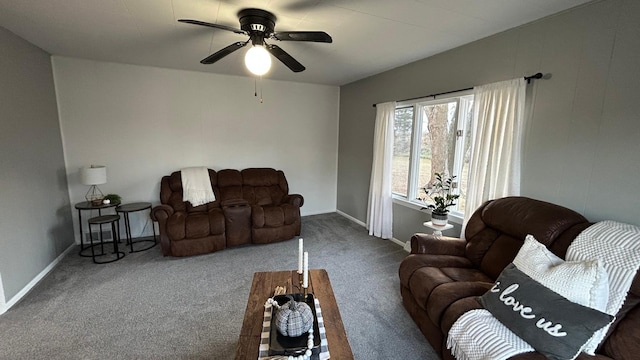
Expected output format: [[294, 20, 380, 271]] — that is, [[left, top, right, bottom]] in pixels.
[[201, 42, 248, 65], [178, 19, 246, 35], [272, 31, 332, 43], [266, 44, 305, 72]]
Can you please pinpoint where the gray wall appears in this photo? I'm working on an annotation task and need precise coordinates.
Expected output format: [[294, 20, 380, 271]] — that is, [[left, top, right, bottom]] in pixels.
[[338, 0, 640, 241], [0, 27, 74, 304]]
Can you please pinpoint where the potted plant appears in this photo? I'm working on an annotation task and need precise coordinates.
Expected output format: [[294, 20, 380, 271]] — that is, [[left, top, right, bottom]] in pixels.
[[420, 173, 460, 226], [102, 193, 122, 205]]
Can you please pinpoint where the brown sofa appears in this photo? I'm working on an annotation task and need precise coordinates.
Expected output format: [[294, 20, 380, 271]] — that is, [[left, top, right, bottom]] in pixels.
[[151, 168, 303, 257], [399, 196, 640, 359]]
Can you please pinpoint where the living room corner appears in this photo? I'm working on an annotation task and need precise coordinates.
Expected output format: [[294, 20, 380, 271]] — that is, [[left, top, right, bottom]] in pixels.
[[2, 0, 640, 358]]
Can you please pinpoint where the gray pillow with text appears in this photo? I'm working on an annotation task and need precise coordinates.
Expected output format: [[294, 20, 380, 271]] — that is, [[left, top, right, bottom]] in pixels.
[[479, 264, 614, 360]]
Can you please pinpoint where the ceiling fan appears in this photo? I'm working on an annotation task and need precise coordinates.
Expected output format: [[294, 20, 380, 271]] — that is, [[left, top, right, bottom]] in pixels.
[[178, 8, 332, 75]]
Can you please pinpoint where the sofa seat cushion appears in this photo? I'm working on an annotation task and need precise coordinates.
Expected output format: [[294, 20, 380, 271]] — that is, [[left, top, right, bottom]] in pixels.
[[252, 204, 299, 228], [408, 265, 493, 323], [185, 213, 211, 238], [166, 209, 225, 241]]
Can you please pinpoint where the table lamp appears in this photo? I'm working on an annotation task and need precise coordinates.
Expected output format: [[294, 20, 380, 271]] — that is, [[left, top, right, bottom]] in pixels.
[[81, 165, 107, 205]]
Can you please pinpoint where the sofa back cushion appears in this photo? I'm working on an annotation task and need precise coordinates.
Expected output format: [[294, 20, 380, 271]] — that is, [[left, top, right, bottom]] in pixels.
[[218, 169, 244, 202], [159, 169, 219, 212], [464, 197, 589, 280], [241, 168, 288, 206]]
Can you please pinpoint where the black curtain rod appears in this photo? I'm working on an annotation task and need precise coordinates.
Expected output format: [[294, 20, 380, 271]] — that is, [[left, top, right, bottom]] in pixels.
[[372, 72, 544, 107]]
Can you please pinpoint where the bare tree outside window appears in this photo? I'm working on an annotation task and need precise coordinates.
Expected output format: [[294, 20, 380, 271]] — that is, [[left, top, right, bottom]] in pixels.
[[391, 94, 474, 217], [392, 107, 413, 196]]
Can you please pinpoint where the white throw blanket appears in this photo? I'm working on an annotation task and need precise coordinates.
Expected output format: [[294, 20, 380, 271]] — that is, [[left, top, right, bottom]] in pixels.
[[181, 167, 216, 206], [566, 220, 640, 353], [447, 220, 640, 360]]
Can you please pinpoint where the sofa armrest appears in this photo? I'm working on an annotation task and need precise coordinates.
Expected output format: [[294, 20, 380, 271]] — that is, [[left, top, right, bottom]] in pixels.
[[284, 194, 304, 207], [151, 204, 174, 256], [151, 204, 174, 222], [411, 233, 466, 256]]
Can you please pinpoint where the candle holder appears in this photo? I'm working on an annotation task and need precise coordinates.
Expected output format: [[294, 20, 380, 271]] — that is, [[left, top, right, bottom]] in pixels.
[[303, 286, 308, 299], [297, 271, 303, 291]]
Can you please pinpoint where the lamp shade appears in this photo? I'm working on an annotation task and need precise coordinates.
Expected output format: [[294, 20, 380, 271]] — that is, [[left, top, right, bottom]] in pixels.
[[80, 165, 107, 185], [244, 45, 272, 76]]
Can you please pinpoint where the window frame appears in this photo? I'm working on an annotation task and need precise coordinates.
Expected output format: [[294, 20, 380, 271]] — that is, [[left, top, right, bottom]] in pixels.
[[391, 90, 474, 223]]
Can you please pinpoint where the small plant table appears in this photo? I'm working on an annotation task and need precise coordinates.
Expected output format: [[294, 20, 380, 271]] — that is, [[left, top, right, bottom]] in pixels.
[[423, 221, 454, 236]]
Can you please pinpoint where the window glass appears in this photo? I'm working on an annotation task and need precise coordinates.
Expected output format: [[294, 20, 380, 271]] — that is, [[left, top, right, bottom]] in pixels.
[[392, 93, 474, 217], [392, 107, 413, 196], [457, 97, 474, 213], [415, 101, 457, 200]]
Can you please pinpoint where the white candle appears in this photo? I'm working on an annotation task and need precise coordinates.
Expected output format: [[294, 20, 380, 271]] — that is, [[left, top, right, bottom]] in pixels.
[[298, 238, 304, 274], [303, 251, 309, 288]]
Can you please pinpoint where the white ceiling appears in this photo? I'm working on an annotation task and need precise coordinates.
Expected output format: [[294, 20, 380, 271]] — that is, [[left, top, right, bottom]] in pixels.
[[0, 0, 592, 86]]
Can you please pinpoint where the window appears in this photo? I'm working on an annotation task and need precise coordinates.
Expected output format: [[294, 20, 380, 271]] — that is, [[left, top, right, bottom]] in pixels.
[[392, 93, 474, 217]]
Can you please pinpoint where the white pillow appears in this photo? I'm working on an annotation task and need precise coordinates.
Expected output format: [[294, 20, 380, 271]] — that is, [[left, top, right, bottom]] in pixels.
[[513, 235, 609, 311]]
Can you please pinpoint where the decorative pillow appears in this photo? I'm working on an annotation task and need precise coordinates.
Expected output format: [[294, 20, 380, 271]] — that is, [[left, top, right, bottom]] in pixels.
[[513, 235, 609, 311], [480, 264, 614, 360]]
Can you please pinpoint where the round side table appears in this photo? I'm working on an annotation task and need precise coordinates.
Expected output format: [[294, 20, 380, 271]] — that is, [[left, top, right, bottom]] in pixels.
[[116, 202, 157, 253], [88, 214, 125, 264], [75, 201, 119, 257], [423, 221, 454, 236]]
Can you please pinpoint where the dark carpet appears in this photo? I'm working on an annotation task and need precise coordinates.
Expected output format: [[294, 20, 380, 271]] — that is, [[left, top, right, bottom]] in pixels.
[[0, 213, 437, 359]]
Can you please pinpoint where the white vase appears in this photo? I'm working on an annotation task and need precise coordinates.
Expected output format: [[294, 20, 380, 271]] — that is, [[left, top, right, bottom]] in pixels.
[[431, 212, 448, 226]]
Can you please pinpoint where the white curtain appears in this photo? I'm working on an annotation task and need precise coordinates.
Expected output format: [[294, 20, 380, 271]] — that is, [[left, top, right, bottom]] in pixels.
[[367, 101, 396, 239], [463, 78, 526, 232]]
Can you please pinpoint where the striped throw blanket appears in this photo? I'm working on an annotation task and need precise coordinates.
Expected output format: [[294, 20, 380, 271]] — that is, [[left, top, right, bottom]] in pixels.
[[447, 220, 640, 360], [258, 298, 330, 360]]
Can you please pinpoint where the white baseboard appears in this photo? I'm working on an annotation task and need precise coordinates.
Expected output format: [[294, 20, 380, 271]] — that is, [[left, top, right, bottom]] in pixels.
[[302, 209, 339, 217], [335, 210, 366, 227], [335, 210, 407, 251], [0, 243, 75, 315], [390, 237, 411, 251], [0, 272, 5, 314]]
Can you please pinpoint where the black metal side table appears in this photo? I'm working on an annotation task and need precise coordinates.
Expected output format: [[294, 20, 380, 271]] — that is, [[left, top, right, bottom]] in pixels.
[[75, 200, 120, 257], [116, 202, 157, 253], [88, 215, 125, 264]]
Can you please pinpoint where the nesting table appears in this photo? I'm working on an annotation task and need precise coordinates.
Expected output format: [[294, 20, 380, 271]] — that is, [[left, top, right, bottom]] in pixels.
[[88, 214, 125, 264], [75, 200, 120, 257], [116, 202, 157, 252], [76, 200, 157, 262]]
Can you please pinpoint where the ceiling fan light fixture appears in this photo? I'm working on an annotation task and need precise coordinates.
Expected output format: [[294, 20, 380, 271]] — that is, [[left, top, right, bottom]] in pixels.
[[244, 45, 271, 76]]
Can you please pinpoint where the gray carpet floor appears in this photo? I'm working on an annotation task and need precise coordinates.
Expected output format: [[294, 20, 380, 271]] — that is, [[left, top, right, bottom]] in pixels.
[[0, 213, 437, 359]]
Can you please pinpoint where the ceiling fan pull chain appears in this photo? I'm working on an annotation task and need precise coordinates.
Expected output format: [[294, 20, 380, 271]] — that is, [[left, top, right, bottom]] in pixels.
[[254, 77, 258, 97], [260, 76, 264, 103]]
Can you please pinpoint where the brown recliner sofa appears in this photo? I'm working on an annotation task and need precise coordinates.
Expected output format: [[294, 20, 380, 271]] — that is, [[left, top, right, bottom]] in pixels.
[[399, 196, 640, 359], [151, 168, 303, 257]]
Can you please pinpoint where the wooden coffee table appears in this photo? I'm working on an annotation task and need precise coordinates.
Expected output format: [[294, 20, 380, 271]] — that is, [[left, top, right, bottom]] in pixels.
[[235, 269, 354, 360]]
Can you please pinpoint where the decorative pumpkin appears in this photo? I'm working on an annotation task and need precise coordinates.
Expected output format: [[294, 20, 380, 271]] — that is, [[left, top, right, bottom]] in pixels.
[[274, 295, 313, 337]]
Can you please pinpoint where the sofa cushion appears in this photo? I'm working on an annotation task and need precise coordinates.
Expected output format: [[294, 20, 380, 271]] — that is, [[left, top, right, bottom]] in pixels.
[[479, 264, 613, 360], [281, 204, 298, 225], [185, 212, 211, 239], [262, 206, 284, 227], [242, 168, 288, 206], [408, 265, 493, 324], [427, 281, 493, 326], [465, 197, 589, 279], [514, 235, 609, 310], [162, 170, 220, 213], [217, 169, 243, 202]]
